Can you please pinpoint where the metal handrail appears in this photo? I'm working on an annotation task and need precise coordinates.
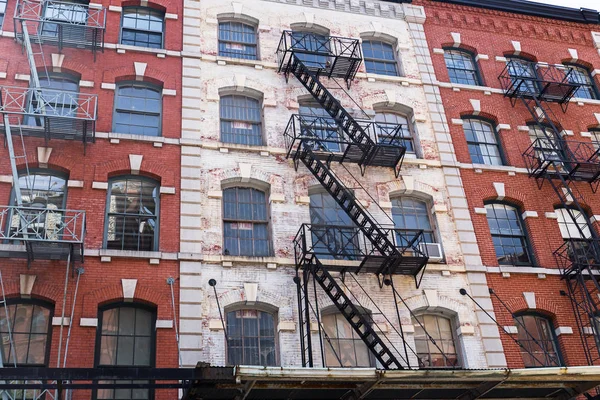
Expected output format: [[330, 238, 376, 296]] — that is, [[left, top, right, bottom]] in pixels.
[[277, 30, 362, 60], [554, 239, 600, 274], [0, 205, 85, 243], [0, 86, 97, 121], [523, 138, 600, 175], [15, 0, 106, 29], [498, 60, 579, 100]]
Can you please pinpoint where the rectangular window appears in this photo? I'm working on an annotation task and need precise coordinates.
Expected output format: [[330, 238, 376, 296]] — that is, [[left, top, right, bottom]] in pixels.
[[223, 187, 269, 256], [113, 83, 162, 136], [463, 119, 502, 165], [567, 65, 597, 100], [218, 21, 257, 60], [220, 95, 262, 146]]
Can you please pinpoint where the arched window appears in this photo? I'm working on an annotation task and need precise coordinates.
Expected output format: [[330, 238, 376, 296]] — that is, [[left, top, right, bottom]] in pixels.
[[104, 176, 160, 251], [120, 6, 165, 49], [485, 203, 532, 265], [443, 49, 481, 86], [391, 197, 436, 243], [463, 118, 503, 166], [507, 57, 537, 94], [290, 30, 329, 69], [222, 187, 269, 256], [309, 191, 357, 259], [113, 82, 162, 137], [95, 303, 156, 399], [322, 311, 373, 367], [362, 40, 399, 76], [0, 299, 53, 367], [373, 112, 415, 154], [565, 64, 598, 100], [218, 21, 257, 60], [226, 308, 277, 366], [514, 313, 561, 368], [27, 72, 80, 126], [412, 314, 459, 368], [41, 0, 89, 38], [220, 94, 263, 146]]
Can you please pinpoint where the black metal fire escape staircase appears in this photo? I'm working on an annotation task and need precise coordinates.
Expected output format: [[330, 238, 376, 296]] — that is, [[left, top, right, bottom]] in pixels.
[[500, 60, 600, 366], [278, 31, 430, 370]]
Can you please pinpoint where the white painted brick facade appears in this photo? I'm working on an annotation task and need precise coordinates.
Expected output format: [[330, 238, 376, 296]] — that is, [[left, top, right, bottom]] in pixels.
[[180, 0, 503, 370]]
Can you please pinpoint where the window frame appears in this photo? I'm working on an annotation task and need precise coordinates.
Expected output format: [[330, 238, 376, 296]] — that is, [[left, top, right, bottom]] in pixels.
[[412, 312, 460, 369], [513, 312, 562, 368], [222, 186, 271, 257], [373, 111, 417, 155], [443, 47, 482, 86], [564, 63, 599, 100], [219, 93, 264, 146], [462, 116, 505, 166], [224, 304, 279, 367], [119, 6, 165, 50], [390, 196, 438, 244], [112, 81, 163, 137], [485, 202, 535, 266], [26, 71, 81, 127], [93, 302, 157, 400], [506, 56, 539, 94], [0, 298, 54, 368], [103, 175, 161, 252], [9, 168, 69, 208], [321, 307, 375, 368], [361, 39, 400, 77], [217, 20, 259, 60]]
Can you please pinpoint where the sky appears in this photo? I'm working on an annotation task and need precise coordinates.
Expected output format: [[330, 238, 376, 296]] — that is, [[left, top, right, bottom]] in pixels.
[[527, 0, 599, 10]]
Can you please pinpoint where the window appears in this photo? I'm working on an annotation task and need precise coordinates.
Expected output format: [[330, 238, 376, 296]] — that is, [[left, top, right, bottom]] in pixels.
[[226, 308, 276, 366], [40, 0, 88, 38], [0, 300, 53, 367], [362, 40, 398, 76], [528, 125, 563, 165], [514, 314, 560, 368], [507, 57, 537, 94], [104, 177, 159, 251], [444, 49, 481, 86], [309, 191, 357, 259], [290, 31, 329, 69], [485, 203, 532, 265], [223, 187, 269, 256], [566, 64, 597, 100], [591, 129, 600, 151], [113, 83, 162, 137], [27, 73, 80, 126], [0, 0, 6, 29], [218, 21, 257, 60], [391, 197, 435, 244], [556, 207, 593, 265], [322, 312, 372, 367], [413, 314, 459, 368], [121, 7, 164, 49], [95, 304, 156, 399], [463, 119, 502, 165], [220, 95, 262, 146], [373, 112, 415, 154], [299, 103, 341, 153]]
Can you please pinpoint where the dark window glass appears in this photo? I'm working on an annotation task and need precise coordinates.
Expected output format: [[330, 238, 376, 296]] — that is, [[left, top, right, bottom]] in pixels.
[[299, 103, 341, 153], [373, 112, 415, 153], [0, 301, 53, 366], [309, 192, 357, 260], [121, 7, 164, 49], [220, 95, 262, 146], [485, 203, 531, 265], [290, 31, 329, 69], [26, 73, 80, 126], [0, 0, 6, 28], [113, 83, 162, 137], [463, 119, 502, 165], [104, 177, 159, 251], [96, 305, 155, 399], [392, 197, 435, 243], [591, 129, 600, 152], [514, 314, 560, 368], [507, 58, 537, 94], [218, 22, 257, 60], [223, 187, 269, 256], [227, 309, 276, 366], [322, 312, 372, 367], [444, 50, 480, 85], [567, 65, 597, 100], [528, 125, 564, 166], [413, 314, 459, 368], [362, 40, 398, 76], [40, 0, 88, 37]]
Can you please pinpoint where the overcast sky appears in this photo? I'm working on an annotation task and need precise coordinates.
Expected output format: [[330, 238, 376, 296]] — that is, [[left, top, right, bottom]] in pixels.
[[526, 0, 599, 10]]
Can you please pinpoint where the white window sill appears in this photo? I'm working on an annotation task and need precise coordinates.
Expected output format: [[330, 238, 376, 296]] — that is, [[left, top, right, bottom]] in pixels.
[[457, 162, 528, 174], [96, 131, 179, 145], [103, 43, 181, 57], [436, 81, 504, 94], [354, 71, 422, 86]]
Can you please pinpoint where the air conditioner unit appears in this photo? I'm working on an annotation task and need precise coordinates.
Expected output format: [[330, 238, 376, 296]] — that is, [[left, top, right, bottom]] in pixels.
[[419, 242, 443, 262]]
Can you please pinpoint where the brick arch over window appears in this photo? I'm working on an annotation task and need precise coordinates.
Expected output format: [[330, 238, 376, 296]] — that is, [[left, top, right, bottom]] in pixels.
[[502, 294, 560, 318], [210, 166, 283, 195], [472, 184, 527, 209], [208, 77, 275, 107], [93, 158, 175, 186], [459, 111, 499, 126], [81, 283, 170, 319], [362, 92, 419, 114], [404, 291, 475, 327], [51, 61, 87, 79], [502, 50, 537, 62], [440, 42, 478, 56], [289, 22, 330, 36], [13, 151, 80, 180], [377, 177, 442, 206], [121, 0, 173, 14], [102, 66, 173, 89], [0, 278, 64, 306], [561, 58, 594, 71], [214, 288, 290, 320]]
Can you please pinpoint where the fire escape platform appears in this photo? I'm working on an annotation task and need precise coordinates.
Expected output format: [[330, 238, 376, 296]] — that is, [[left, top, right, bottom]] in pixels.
[[14, 0, 106, 52]]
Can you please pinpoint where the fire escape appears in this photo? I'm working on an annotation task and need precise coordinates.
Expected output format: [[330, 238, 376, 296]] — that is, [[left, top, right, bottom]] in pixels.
[[0, 0, 104, 396], [499, 60, 600, 366], [277, 31, 441, 370]]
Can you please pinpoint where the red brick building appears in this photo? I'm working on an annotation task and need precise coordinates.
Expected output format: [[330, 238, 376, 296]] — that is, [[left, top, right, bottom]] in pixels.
[[417, 0, 600, 369], [0, 0, 182, 398]]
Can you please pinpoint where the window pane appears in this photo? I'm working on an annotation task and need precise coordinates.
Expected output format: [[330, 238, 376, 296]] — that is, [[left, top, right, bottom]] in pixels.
[[114, 84, 162, 137], [226, 310, 277, 366], [362, 41, 398, 76], [223, 188, 270, 256], [121, 7, 164, 49], [444, 50, 480, 86], [485, 203, 531, 265], [412, 315, 459, 368], [391, 197, 435, 245], [324, 313, 372, 367], [220, 95, 262, 145], [218, 22, 258, 60], [463, 119, 502, 165], [514, 315, 560, 367]]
